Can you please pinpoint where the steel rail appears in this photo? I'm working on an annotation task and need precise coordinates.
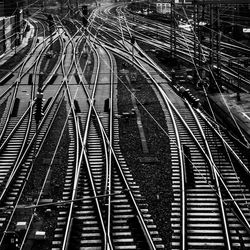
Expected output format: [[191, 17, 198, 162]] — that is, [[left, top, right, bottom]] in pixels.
[[202, 110, 249, 149], [61, 82, 81, 250], [60, 23, 111, 249], [19, 93, 66, 250], [124, 34, 249, 98], [0, 26, 51, 197], [116, 7, 250, 91], [103, 45, 115, 250], [0, 84, 66, 247], [0, 23, 60, 143], [134, 49, 250, 235], [0, 82, 66, 203], [50, 21, 82, 250], [0, 18, 40, 84], [74, 23, 110, 200], [85, 29, 157, 249], [186, 101, 232, 249], [104, 22, 250, 240], [161, 73, 250, 238], [80, 24, 158, 248], [92, 4, 250, 244], [93, 108, 158, 250], [41, 27, 64, 90], [85, 25, 115, 248], [163, 93, 187, 249], [198, 110, 250, 176], [0, 23, 64, 156], [76, 41, 111, 250], [0, 28, 63, 191]]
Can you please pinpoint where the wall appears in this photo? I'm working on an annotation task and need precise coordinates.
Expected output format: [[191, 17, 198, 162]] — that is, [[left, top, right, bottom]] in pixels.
[[0, 12, 23, 57], [0, 18, 5, 54]]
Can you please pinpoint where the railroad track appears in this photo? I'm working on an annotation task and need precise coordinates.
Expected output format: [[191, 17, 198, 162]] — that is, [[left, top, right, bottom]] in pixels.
[[1, 4, 250, 249], [0, 14, 165, 248], [50, 21, 164, 249], [136, 47, 250, 248], [163, 89, 250, 249], [98, 16, 250, 246], [0, 15, 69, 249], [82, 7, 250, 249]]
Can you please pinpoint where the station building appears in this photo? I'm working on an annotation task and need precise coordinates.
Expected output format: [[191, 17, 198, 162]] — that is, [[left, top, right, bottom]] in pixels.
[[156, 0, 193, 14]]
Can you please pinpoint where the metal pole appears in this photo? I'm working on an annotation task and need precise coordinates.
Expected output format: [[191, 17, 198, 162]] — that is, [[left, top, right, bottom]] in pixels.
[[61, 0, 63, 15], [209, 4, 214, 87], [193, 0, 197, 64], [210, 4, 214, 66], [15, 2, 19, 55], [170, 0, 176, 59], [237, 62, 241, 101], [216, 5, 221, 87], [131, 36, 135, 68], [3, 18, 6, 53]]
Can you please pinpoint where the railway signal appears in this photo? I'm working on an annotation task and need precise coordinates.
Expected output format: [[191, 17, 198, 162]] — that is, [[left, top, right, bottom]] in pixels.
[[171, 69, 176, 85], [35, 91, 44, 123]]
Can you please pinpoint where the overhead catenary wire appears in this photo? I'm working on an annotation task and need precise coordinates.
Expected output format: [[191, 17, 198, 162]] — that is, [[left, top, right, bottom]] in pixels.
[[1, 1, 250, 233], [88, 8, 250, 220], [177, 4, 250, 147]]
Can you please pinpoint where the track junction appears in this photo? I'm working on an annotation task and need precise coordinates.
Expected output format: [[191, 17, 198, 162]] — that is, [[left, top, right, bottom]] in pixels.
[[0, 2, 250, 249]]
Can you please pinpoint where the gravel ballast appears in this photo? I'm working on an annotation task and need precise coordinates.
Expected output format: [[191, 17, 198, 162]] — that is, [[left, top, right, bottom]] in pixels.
[[116, 56, 173, 249]]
